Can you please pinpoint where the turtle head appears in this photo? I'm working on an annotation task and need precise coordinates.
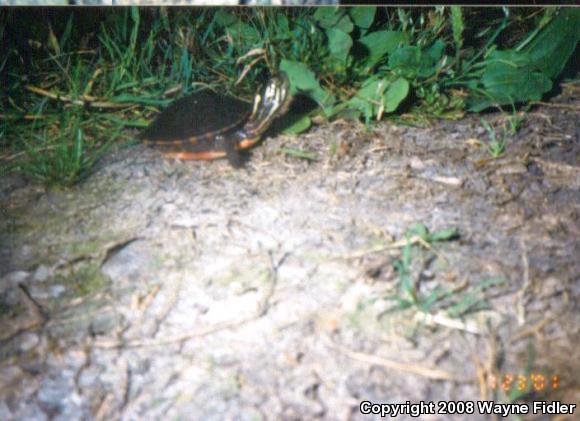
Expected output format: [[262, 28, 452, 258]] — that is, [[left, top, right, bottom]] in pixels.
[[245, 73, 291, 136]]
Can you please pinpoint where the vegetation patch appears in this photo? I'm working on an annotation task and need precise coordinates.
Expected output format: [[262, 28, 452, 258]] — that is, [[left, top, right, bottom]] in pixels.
[[1, 7, 578, 186]]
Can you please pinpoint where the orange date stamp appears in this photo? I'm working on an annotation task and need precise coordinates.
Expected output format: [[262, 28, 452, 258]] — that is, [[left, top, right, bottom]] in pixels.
[[488, 373, 560, 392]]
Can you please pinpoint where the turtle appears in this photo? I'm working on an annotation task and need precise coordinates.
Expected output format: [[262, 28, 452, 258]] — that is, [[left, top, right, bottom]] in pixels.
[[139, 73, 291, 167]]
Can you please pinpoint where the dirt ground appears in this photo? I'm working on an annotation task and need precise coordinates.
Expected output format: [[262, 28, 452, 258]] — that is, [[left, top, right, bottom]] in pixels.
[[0, 85, 578, 420]]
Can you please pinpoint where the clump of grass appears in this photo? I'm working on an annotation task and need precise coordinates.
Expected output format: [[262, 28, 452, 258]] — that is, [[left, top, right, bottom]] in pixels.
[[480, 118, 508, 158], [480, 109, 526, 158], [382, 223, 505, 323]]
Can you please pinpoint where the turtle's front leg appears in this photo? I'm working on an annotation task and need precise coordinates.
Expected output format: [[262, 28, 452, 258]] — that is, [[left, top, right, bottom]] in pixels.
[[221, 135, 243, 168]]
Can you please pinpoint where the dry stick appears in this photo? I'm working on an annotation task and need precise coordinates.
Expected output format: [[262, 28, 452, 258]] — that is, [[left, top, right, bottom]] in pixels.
[[509, 315, 558, 344], [341, 234, 451, 266], [94, 393, 117, 421], [561, 82, 580, 92], [25, 85, 133, 109], [413, 309, 484, 335], [0, 114, 46, 120], [532, 157, 580, 176], [1, 144, 62, 163], [516, 238, 530, 326], [472, 356, 488, 401], [340, 235, 424, 260], [237, 56, 264, 86], [530, 101, 580, 111], [476, 331, 500, 401], [83, 68, 102, 97], [17, 284, 48, 324], [324, 336, 467, 382]]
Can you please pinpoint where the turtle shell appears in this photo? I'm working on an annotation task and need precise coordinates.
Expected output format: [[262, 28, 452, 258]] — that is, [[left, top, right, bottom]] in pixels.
[[140, 90, 252, 144]]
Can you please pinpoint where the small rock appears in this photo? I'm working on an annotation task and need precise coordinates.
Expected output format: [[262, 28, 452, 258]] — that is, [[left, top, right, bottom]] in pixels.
[[101, 240, 152, 283], [0, 271, 30, 294], [50, 285, 66, 298], [409, 156, 426, 170], [20, 333, 40, 352], [2, 270, 30, 284], [33, 265, 52, 283]]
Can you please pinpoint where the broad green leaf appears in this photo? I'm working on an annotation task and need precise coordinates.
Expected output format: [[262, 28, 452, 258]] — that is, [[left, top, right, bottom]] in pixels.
[[313, 8, 354, 33], [326, 28, 353, 66], [389, 42, 446, 79], [313, 8, 338, 25], [346, 77, 385, 122], [522, 8, 580, 79], [469, 50, 552, 111], [420, 39, 446, 77], [359, 30, 408, 69], [214, 10, 237, 27], [216, 10, 260, 44], [389, 46, 422, 78], [282, 115, 311, 135], [347, 77, 409, 122], [468, 8, 579, 111], [349, 7, 376, 32], [280, 60, 335, 112], [384, 78, 409, 113], [425, 39, 446, 62], [226, 22, 260, 44]]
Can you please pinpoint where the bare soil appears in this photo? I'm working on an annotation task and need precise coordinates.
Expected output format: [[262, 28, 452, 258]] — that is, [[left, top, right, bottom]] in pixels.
[[0, 85, 578, 420]]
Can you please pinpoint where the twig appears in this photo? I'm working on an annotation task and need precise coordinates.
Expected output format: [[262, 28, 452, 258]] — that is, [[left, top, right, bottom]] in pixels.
[[472, 356, 488, 401], [560, 82, 580, 92], [509, 315, 557, 344], [26, 85, 133, 109], [18, 284, 49, 325], [516, 238, 530, 325], [0, 114, 46, 121], [530, 101, 580, 111], [339, 235, 424, 260], [324, 336, 467, 382], [413, 310, 484, 335]]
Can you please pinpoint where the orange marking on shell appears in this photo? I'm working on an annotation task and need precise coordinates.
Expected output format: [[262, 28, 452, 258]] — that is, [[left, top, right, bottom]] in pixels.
[[163, 150, 227, 161]]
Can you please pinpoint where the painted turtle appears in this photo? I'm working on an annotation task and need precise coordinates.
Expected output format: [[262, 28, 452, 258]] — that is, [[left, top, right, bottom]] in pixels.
[[140, 73, 291, 167]]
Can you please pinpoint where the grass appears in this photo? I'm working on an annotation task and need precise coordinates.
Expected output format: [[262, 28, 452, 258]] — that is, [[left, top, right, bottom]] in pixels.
[[480, 109, 527, 158], [481, 118, 508, 158], [381, 223, 505, 323], [0, 7, 577, 186]]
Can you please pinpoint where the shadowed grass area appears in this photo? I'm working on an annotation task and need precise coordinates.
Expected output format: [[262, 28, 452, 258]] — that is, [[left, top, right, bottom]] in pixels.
[[1, 7, 577, 186]]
